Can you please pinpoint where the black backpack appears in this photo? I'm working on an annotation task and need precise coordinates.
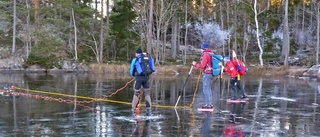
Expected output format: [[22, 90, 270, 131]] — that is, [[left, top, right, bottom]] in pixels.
[[135, 53, 155, 76]]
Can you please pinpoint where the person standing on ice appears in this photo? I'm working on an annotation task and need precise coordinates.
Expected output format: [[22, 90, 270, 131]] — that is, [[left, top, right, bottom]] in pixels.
[[129, 46, 155, 116], [192, 42, 214, 109]]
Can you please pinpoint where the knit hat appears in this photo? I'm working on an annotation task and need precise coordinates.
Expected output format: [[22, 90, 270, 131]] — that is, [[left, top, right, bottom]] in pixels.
[[201, 42, 210, 49], [136, 47, 142, 54]]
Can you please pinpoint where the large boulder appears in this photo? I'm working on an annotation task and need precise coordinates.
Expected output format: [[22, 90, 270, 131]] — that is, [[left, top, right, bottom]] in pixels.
[[302, 65, 320, 79], [49, 60, 91, 74], [0, 57, 24, 72]]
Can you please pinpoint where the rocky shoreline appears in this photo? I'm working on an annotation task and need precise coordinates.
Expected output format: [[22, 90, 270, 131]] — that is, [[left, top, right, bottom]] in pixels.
[[0, 57, 90, 74]]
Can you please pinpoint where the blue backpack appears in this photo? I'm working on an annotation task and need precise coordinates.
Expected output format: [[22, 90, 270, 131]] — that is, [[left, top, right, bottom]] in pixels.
[[132, 53, 155, 76], [211, 54, 224, 76]]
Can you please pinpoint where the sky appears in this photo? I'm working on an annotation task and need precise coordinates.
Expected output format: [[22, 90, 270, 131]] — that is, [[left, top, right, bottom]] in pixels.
[[90, 0, 114, 17]]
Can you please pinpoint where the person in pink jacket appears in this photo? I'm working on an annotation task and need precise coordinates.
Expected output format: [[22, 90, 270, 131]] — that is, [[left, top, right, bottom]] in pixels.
[[192, 42, 214, 109]]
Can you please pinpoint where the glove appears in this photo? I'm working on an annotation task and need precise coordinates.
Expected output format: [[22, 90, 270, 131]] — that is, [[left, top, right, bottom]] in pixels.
[[236, 65, 242, 72]]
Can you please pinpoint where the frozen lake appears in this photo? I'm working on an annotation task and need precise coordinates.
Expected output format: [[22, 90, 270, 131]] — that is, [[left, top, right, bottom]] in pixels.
[[0, 73, 319, 136]]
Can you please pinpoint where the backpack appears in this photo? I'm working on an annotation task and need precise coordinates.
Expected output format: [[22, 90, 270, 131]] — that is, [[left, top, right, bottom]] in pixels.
[[211, 54, 224, 76], [134, 53, 155, 76], [232, 59, 248, 76]]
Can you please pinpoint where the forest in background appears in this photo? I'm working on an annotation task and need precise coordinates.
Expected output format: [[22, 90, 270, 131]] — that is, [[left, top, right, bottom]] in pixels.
[[0, 0, 319, 69]]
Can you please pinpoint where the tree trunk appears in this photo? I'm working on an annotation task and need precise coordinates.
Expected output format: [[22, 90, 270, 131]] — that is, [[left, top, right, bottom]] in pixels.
[[95, 0, 98, 21], [72, 9, 78, 61], [220, 0, 225, 55], [12, 0, 17, 55], [177, 21, 180, 57], [99, 0, 104, 63], [26, 0, 31, 57], [162, 29, 167, 63], [242, 11, 247, 62], [316, 3, 319, 64], [282, 0, 290, 66], [105, 0, 110, 60], [147, 0, 154, 54], [254, 0, 264, 67], [302, 2, 305, 49], [233, 0, 237, 52], [227, 0, 231, 56], [68, 14, 73, 52], [155, 0, 161, 65], [171, 15, 177, 58], [34, 0, 39, 19], [201, 0, 203, 22], [184, 0, 188, 65]]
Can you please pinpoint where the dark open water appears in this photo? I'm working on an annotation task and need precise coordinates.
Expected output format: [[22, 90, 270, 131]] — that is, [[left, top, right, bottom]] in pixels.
[[0, 73, 319, 137]]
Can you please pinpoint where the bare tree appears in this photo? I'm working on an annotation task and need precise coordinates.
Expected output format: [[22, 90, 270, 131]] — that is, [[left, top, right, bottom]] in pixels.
[[316, 2, 320, 64], [25, 0, 31, 57], [184, 0, 188, 65], [99, 0, 104, 63], [154, 0, 176, 64], [105, 0, 110, 61], [12, 0, 17, 54], [171, 14, 178, 59], [147, 0, 154, 54], [238, 0, 267, 66], [72, 8, 78, 61], [282, 0, 290, 66], [253, 0, 264, 67]]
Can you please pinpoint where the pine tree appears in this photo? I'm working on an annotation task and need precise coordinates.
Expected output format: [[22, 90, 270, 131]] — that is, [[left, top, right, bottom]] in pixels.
[[109, 0, 138, 61]]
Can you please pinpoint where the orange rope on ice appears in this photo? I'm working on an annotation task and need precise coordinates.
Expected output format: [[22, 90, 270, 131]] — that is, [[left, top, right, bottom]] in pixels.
[[5, 69, 205, 111], [6, 76, 193, 110]]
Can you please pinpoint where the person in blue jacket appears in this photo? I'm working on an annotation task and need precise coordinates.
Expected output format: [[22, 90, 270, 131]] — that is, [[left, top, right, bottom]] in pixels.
[[129, 47, 154, 116]]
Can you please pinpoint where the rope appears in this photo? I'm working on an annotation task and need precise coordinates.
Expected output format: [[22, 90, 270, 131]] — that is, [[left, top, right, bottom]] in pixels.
[[7, 70, 204, 111], [188, 69, 202, 108], [9, 77, 192, 110], [2, 90, 96, 111]]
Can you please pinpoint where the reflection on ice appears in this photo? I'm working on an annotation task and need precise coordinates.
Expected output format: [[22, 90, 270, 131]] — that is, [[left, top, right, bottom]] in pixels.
[[270, 96, 297, 102], [0, 74, 319, 136], [113, 115, 164, 123]]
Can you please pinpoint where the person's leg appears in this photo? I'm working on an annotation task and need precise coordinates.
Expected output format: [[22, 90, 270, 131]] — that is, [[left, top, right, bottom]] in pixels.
[[230, 78, 238, 99], [236, 80, 247, 98], [142, 77, 152, 115], [202, 73, 214, 107], [208, 74, 214, 106], [132, 80, 142, 114]]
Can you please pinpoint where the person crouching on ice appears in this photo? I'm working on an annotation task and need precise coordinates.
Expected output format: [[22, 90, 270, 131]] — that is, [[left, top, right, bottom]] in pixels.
[[223, 56, 248, 100], [192, 42, 214, 109]]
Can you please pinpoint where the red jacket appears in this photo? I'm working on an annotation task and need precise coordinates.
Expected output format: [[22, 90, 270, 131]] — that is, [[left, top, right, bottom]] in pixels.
[[231, 57, 242, 66], [195, 49, 213, 74], [224, 61, 238, 78]]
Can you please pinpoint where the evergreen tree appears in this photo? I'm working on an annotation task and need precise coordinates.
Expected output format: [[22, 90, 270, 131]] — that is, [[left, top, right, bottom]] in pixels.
[[109, 0, 138, 61]]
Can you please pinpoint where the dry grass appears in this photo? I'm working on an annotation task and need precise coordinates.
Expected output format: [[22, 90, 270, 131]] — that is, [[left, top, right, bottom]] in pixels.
[[89, 63, 130, 74], [88, 63, 309, 77], [248, 66, 308, 77]]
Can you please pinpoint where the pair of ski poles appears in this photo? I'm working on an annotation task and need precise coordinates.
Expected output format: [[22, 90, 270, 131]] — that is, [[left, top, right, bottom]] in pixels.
[[174, 60, 223, 108]]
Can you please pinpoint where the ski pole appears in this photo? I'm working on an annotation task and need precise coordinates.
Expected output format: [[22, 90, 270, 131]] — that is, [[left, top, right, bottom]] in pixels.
[[175, 63, 194, 108], [220, 64, 223, 98]]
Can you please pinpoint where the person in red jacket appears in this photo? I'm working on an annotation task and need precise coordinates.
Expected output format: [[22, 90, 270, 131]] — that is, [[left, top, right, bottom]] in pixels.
[[192, 42, 214, 108], [223, 56, 248, 100]]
